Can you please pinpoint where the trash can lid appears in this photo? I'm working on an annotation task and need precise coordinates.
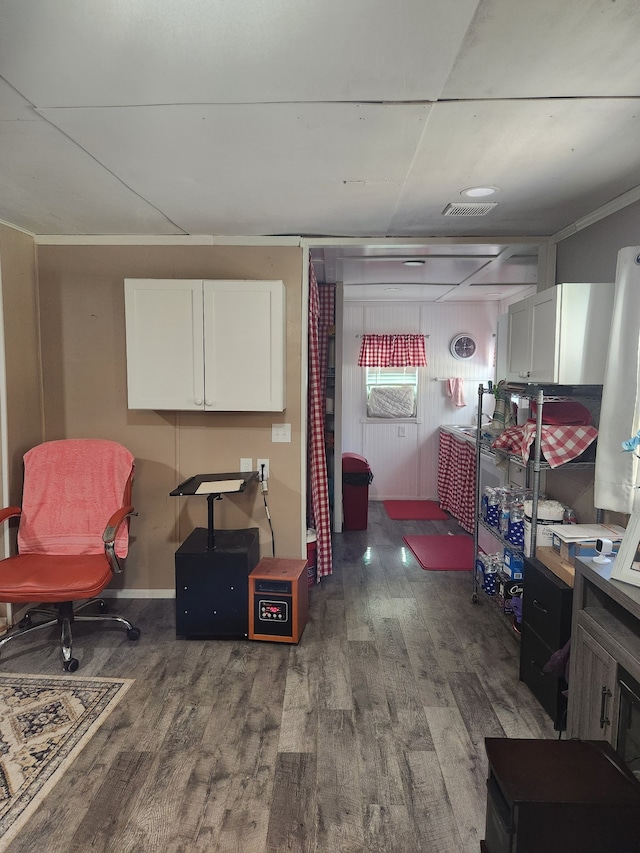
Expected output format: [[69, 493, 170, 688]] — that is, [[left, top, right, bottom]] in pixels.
[[342, 452, 371, 473]]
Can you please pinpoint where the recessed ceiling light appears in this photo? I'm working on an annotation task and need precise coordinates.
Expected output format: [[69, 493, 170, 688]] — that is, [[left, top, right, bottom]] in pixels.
[[384, 287, 401, 291], [461, 186, 498, 198], [402, 260, 425, 266]]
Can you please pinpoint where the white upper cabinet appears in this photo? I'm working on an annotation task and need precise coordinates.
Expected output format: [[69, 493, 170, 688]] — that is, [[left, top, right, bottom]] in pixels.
[[125, 278, 285, 411], [506, 283, 614, 384], [505, 297, 531, 382]]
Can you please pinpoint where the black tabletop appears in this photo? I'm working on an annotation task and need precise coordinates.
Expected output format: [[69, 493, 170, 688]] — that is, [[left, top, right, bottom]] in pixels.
[[170, 471, 259, 497]]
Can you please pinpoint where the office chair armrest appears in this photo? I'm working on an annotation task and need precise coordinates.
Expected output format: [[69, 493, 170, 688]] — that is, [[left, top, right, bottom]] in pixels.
[[103, 505, 136, 544], [0, 506, 22, 525], [103, 505, 136, 574]]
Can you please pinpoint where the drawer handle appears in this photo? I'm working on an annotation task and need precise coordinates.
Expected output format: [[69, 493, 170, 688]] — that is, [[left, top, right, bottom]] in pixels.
[[532, 599, 548, 614], [600, 686, 612, 729]]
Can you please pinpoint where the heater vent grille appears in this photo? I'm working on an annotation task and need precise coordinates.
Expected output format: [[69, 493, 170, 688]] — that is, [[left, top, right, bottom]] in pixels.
[[443, 202, 498, 216]]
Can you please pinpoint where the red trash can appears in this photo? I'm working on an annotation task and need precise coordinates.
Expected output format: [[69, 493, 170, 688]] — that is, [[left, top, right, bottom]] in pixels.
[[342, 452, 373, 530]]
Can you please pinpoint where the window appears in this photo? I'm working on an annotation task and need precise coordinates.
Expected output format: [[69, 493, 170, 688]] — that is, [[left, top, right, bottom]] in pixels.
[[366, 367, 418, 418]]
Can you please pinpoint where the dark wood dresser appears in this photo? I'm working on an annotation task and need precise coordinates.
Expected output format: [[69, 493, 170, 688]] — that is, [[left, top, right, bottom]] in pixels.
[[519, 556, 573, 729], [482, 737, 640, 853]]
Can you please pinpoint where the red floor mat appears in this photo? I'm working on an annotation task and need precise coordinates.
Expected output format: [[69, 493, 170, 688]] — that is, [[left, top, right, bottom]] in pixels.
[[383, 500, 449, 520], [403, 534, 474, 571]]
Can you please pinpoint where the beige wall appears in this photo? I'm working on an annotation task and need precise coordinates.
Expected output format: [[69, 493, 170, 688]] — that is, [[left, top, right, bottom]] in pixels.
[[36, 243, 305, 593]]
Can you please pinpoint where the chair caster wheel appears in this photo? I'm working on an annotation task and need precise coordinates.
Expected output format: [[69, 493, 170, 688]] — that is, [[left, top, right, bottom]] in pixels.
[[127, 627, 141, 641], [64, 658, 79, 672]]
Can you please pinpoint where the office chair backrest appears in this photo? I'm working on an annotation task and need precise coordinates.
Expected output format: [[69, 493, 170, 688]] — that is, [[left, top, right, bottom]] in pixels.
[[17, 439, 134, 557]]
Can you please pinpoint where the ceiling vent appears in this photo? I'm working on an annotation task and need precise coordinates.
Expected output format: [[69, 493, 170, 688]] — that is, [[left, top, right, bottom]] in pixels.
[[442, 202, 498, 216]]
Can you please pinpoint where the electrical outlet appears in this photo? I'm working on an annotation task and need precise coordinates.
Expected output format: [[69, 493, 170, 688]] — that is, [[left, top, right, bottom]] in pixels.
[[240, 458, 253, 472], [257, 458, 270, 481]]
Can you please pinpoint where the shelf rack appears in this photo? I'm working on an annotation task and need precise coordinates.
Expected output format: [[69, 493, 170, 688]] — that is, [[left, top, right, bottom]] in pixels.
[[471, 383, 602, 604]]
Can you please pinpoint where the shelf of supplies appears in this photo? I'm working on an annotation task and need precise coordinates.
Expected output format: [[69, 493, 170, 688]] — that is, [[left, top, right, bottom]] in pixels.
[[478, 517, 524, 553], [477, 439, 596, 471], [476, 579, 521, 639], [503, 383, 603, 401]]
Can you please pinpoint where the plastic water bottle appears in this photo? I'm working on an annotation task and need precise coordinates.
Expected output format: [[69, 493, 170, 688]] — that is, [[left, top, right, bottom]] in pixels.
[[499, 493, 511, 537], [563, 506, 577, 524], [486, 489, 499, 527], [508, 501, 525, 548]]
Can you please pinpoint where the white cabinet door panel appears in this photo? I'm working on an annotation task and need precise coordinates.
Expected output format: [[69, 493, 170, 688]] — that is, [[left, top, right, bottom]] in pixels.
[[204, 280, 285, 411], [506, 297, 531, 381], [529, 287, 560, 382], [125, 279, 203, 410]]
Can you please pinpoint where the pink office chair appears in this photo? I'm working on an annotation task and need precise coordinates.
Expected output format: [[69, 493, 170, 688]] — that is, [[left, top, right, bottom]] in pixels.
[[0, 439, 141, 671]]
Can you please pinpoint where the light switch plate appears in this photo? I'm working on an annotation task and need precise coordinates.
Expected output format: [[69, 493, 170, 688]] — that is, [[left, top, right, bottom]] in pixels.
[[272, 423, 291, 442]]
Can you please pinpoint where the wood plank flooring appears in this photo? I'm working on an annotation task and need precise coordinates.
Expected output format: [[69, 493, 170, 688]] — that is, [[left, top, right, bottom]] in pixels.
[[2, 503, 555, 852]]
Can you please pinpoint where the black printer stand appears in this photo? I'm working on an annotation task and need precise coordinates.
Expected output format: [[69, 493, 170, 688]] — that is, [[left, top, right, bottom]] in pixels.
[[175, 527, 259, 639]]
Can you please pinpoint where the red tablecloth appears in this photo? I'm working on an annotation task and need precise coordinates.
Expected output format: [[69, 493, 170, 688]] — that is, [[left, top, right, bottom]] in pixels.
[[491, 424, 598, 467], [437, 431, 476, 533]]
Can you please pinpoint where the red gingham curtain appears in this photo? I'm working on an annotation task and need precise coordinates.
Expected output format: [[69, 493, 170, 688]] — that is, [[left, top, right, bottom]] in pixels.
[[307, 262, 333, 579], [357, 334, 427, 367]]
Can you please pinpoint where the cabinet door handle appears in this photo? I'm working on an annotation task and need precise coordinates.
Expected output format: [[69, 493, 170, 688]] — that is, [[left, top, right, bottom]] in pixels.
[[600, 686, 612, 728], [532, 599, 548, 614]]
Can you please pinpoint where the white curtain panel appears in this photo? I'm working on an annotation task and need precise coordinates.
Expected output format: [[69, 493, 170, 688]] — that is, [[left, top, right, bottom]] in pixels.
[[594, 246, 640, 513]]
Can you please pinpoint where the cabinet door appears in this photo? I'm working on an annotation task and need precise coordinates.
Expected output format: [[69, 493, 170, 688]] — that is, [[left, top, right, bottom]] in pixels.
[[124, 279, 205, 410], [567, 623, 618, 743], [528, 288, 560, 382], [203, 280, 285, 411], [506, 297, 531, 381]]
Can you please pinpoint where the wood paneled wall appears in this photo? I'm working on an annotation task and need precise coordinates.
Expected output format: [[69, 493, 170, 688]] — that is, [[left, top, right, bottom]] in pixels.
[[342, 301, 500, 500]]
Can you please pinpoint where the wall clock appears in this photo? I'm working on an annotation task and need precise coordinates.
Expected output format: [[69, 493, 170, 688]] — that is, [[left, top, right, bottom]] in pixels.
[[450, 333, 476, 360]]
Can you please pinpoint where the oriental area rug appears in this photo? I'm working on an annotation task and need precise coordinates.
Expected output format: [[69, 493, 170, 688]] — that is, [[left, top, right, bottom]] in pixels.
[[0, 673, 133, 850]]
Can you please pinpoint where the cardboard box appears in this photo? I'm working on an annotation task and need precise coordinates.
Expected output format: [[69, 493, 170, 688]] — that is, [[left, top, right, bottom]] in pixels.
[[503, 546, 525, 580], [535, 546, 575, 588], [549, 523, 625, 564], [559, 540, 620, 564]]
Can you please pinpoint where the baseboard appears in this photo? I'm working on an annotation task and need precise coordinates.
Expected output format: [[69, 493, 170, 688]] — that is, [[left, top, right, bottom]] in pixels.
[[103, 589, 175, 599]]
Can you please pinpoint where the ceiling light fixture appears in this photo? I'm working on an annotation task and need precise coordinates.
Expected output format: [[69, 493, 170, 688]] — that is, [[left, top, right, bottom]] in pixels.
[[402, 260, 425, 266], [461, 186, 498, 198], [384, 287, 401, 291]]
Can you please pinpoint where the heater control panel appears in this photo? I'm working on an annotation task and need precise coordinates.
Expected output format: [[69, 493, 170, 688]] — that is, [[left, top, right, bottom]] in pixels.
[[258, 599, 289, 623]]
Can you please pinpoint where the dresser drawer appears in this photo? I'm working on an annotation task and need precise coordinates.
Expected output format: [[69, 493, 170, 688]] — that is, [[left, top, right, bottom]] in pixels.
[[519, 626, 568, 729], [522, 557, 572, 650]]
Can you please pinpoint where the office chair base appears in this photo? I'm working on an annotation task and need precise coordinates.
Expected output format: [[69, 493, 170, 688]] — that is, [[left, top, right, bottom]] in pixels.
[[0, 598, 141, 671]]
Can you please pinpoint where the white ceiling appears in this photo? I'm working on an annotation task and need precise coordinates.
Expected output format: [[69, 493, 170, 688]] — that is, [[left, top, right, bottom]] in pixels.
[[1, 0, 639, 300]]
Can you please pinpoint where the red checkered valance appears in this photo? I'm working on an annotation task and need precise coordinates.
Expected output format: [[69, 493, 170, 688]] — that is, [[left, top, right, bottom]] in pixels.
[[357, 334, 427, 367]]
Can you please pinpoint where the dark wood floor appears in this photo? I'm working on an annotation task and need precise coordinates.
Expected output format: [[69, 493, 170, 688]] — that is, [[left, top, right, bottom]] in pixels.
[[2, 503, 555, 852]]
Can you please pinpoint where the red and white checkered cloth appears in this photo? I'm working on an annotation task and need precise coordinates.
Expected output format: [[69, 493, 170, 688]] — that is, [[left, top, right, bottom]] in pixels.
[[437, 431, 476, 533], [492, 424, 598, 467], [357, 334, 427, 367], [307, 263, 333, 579]]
